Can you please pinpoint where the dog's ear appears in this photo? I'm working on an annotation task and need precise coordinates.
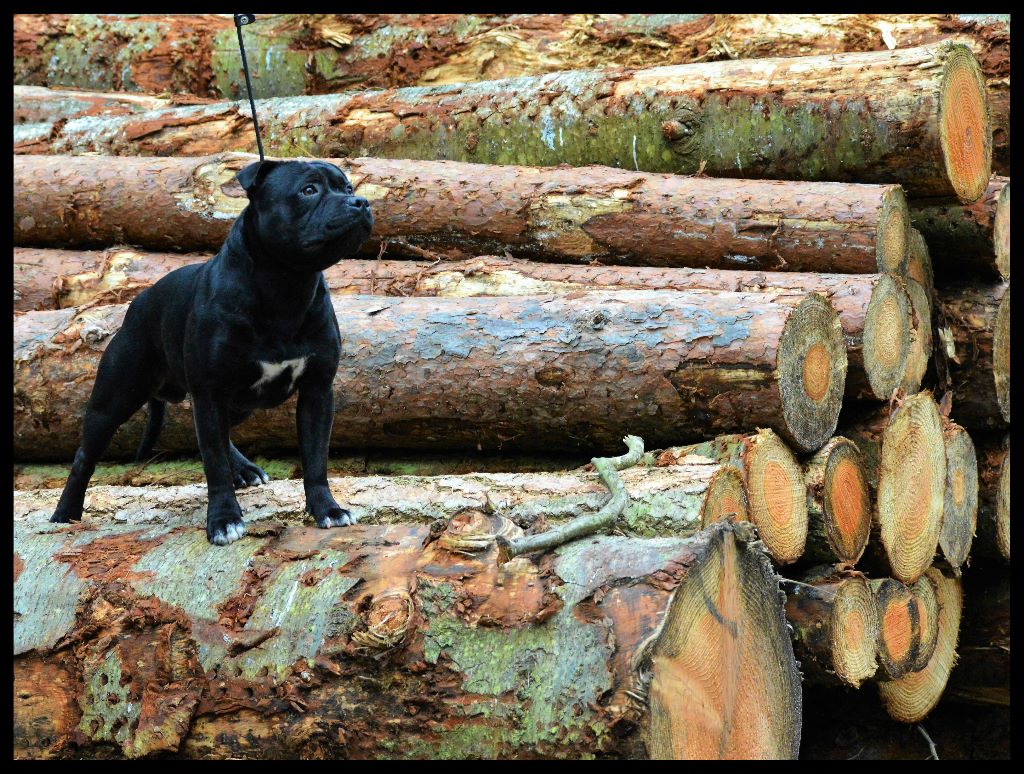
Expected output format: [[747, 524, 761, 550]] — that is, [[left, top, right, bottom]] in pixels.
[[236, 160, 282, 195]]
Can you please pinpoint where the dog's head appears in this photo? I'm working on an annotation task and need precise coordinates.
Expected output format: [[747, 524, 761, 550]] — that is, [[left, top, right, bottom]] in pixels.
[[236, 159, 374, 271]]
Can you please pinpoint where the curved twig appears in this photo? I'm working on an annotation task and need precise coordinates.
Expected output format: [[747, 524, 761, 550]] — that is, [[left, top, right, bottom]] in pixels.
[[496, 435, 644, 563]]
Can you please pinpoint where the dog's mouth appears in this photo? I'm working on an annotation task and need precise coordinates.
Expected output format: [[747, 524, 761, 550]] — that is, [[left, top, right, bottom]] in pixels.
[[301, 212, 374, 251]]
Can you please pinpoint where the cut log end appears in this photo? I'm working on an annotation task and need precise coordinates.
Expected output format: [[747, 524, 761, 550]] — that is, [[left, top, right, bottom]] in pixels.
[[878, 568, 963, 723], [862, 274, 912, 401], [939, 422, 979, 570], [877, 393, 945, 583], [872, 578, 921, 680], [993, 287, 1010, 423], [938, 44, 992, 204], [778, 294, 847, 453], [819, 439, 872, 565], [830, 577, 880, 688], [877, 188, 910, 275], [993, 181, 1010, 280], [900, 278, 933, 395], [700, 466, 751, 529], [905, 229, 934, 296], [742, 429, 807, 565], [641, 524, 801, 759], [909, 574, 940, 673]]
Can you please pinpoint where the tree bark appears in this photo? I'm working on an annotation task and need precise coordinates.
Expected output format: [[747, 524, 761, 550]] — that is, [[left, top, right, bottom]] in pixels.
[[910, 177, 1010, 281], [12, 85, 194, 124], [945, 574, 1010, 706], [13, 14, 1010, 174], [800, 438, 872, 566], [17, 42, 991, 201], [972, 434, 1010, 562], [12, 514, 802, 759], [13, 457, 748, 543], [782, 570, 879, 688], [13, 289, 848, 462], [14, 244, 911, 403], [936, 281, 1010, 429], [13, 152, 911, 273]]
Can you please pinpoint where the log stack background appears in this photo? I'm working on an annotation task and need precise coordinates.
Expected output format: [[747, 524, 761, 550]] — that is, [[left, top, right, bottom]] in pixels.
[[12, 13, 1010, 760]]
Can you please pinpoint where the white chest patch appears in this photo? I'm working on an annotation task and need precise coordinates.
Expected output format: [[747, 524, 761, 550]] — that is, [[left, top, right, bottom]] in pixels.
[[251, 357, 308, 393]]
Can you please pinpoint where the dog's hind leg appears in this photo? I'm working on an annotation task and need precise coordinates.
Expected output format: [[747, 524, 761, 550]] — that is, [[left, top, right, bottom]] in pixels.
[[229, 441, 269, 488], [135, 398, 166, 462], [51, 326, 157, 523], [226, 409, 268, 488]]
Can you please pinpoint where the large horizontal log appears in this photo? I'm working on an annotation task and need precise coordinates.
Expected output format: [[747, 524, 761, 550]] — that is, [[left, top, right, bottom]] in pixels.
[[13, 458, 747, 543], [13, 514, 801, 759], [14, 247, 911, 402], [13, 153, 911, 273], [17, 42, 991, 201], [13, 289, 847, 462], [13, 14, 1010, 175], [937, 281, 1010, 429], [910, 177, 1010, 281]]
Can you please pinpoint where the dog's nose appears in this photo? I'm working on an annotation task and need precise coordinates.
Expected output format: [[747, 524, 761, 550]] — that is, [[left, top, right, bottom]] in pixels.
[[348, 196, 370, 210]]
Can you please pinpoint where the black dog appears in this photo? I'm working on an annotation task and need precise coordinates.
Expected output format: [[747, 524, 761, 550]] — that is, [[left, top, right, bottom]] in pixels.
[[50, 160, 373, 545]]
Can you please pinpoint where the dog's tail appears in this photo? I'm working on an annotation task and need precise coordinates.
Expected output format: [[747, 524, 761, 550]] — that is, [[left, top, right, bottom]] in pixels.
[[135, 399, 166, 462]]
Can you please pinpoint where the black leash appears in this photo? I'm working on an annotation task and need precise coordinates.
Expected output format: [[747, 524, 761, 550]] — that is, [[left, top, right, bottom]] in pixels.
[[234, 13, 265, 161]]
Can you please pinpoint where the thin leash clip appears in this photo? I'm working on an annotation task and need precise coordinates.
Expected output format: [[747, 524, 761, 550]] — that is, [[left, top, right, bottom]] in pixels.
[[234, 13, 265, 162]]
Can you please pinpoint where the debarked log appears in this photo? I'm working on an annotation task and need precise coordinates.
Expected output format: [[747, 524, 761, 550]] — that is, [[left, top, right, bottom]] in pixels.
[[937, 280, 1010, 429], [13, 289, 847, 461], [12, 516, 802, 759], [19, 42, 991, 201], [13, 246, 910, 402], [13, 153, 912, 273]]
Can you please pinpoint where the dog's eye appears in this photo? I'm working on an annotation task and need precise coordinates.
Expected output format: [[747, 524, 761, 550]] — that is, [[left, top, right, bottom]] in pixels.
[[300, 184, 318, 196]]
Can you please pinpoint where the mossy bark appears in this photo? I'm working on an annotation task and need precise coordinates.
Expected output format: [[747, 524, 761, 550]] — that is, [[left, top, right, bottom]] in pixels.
[[13, 461, 739, 541], [18, 43, 989, 200], [13, 515, 800, 759], [13, 152, 909, 273], [13, 14, 1010, 173], [14, 289, 845, 462]]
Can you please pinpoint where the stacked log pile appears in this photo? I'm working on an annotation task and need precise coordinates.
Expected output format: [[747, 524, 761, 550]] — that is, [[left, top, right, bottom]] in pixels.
[[12, 13, 1009, 760]]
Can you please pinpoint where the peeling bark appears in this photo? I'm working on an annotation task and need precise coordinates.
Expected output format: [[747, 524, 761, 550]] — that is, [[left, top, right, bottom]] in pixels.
[[12, 14, 1010, 173], [14, 289, 847, 461], [14, 245, 908, 402], [13, 153, 911, 273], [16, 43, 991, 201], [13, 515, 801, 759], [13, 458, 748, 542]]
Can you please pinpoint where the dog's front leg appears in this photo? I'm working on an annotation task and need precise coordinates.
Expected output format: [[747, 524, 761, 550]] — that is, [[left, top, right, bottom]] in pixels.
[[297, 380, 354, 528], [191, 391, 247, 544]]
